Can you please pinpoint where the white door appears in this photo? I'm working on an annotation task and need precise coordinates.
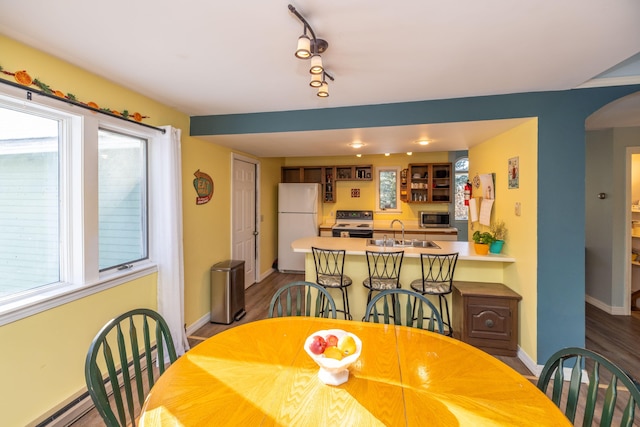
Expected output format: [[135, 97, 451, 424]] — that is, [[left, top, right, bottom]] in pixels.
[[232, 157, 257, 288]]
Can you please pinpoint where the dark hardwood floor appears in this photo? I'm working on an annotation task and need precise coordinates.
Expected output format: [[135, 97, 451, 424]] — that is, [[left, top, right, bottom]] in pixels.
[[72, 272, 640, 425], [585, 301, 640, 382]]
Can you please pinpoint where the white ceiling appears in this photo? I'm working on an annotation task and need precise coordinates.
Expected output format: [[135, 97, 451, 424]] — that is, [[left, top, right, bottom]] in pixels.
[[1, 1, 640, 157]]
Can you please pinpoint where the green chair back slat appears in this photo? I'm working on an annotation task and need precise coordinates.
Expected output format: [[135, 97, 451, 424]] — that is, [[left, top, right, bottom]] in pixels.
[[583, 361, 600, 426], [363, 289, 445, 334], [85, 308, 178, 427], [143, 316, 155, 387], [537, 346, 640, 427], [268, 281, 337, 318], [115, 323, 136, 425]]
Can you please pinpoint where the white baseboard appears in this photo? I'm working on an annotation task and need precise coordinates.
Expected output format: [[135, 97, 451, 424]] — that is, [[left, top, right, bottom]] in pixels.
[[518, 346, 589, 384], [186, 312, 211, 336], [185, 269, 276, 337], [259, 268, 275, 282], [517, 346, 543, 377], [585, 295, 626, 315]]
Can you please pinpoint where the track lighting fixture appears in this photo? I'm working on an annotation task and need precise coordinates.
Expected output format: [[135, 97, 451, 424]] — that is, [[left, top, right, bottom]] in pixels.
[[288, 4, 334, 98]]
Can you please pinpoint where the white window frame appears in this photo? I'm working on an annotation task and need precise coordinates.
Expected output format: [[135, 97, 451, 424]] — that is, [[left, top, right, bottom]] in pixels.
[[0, 85, 158, 326], [375, 166, 402, 214]]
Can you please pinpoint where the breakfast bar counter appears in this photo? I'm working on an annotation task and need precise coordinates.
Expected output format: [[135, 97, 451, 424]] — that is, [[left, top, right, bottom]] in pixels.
[[293, 236, 514, 262], [292, 236, 515, 321]]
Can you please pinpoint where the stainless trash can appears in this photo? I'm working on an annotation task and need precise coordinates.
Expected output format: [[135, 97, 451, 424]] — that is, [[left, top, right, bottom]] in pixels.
[[210, 260, 246, 324]]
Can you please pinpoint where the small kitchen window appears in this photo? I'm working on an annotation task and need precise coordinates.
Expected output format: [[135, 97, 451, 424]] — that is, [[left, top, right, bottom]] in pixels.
[[376, 166, 401, 213], [454, 157, 469, 220]]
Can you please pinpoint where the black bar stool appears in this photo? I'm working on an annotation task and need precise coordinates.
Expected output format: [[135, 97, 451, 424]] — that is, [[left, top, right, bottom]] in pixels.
[[409, 252, 458, 336], [312, 247, 353, 320]]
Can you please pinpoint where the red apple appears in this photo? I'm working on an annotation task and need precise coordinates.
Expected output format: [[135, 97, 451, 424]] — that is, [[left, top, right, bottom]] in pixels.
[[325, 334, 338, 347], [308, 335, 327, 355]]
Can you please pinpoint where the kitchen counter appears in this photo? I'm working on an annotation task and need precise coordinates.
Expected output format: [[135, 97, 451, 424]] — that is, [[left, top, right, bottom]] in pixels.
[[293, 236, 510, 262], [291, 236, 515, 321]]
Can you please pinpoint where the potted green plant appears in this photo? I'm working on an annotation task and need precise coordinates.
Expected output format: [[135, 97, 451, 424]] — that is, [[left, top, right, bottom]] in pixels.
[[472, 230, 495, 255], [489, 220, 507, 254]]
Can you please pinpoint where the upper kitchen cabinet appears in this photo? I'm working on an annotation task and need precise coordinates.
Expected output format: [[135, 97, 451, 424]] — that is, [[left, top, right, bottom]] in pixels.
[[281, 166, 304, 183], [335, 165, 372, 181], [323, 167, 335, 203], [407, 162, 452, 203], [281, 166, 323, 183], [281, 165, 337, 203]]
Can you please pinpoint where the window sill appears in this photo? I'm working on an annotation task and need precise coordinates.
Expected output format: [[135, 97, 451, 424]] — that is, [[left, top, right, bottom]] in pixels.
[[0, 262, 158, 327]]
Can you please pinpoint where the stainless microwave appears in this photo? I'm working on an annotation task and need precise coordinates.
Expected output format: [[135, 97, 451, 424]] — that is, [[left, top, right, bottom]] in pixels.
[[419, 211, 450, 228]]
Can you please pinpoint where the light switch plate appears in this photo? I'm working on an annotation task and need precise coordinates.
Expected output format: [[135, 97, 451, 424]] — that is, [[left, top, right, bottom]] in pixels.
[[515, 202, 521, 216]]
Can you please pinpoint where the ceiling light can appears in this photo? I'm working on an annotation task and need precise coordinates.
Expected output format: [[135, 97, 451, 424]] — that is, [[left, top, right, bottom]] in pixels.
[[310, 73, 323, 88], [317, 81, 329, 97], [310, 55, 323, 74], [295, 35, 311, 59]]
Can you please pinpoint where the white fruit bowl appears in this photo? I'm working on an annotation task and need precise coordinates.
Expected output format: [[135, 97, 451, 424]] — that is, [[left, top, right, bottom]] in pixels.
[[304, 329, 362, 386]]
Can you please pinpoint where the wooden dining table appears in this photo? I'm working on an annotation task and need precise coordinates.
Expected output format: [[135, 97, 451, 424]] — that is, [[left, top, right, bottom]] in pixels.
[[139, 317, 570, 426]]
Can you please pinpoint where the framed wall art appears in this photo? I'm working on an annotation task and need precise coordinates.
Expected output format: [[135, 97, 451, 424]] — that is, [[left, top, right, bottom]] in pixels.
[[508, 157, 519, 189]]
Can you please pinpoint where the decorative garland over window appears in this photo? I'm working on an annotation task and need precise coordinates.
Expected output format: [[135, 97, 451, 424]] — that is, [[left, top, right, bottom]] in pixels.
[[0, 64, 149, 123]]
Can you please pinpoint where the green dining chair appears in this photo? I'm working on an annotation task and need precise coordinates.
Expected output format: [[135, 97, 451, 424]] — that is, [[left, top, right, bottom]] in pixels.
[[537, 347, 640, 427], [268, 281, 337, 319], [363, 288, 444, 334], [85, 308, 178, 427]]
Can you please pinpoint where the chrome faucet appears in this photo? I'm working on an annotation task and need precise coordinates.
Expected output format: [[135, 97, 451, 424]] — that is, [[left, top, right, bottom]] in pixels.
[[390, 219, 405, 244]]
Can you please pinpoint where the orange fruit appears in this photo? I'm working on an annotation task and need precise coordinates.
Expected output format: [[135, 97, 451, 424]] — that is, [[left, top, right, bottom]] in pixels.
[[53, 90, 65, 98], [132, 112, 143, 122], [14, 70, 32, 86], [323, 346, 343, 360], [338, 335, 357, 356], [87, 102, 99, 109]]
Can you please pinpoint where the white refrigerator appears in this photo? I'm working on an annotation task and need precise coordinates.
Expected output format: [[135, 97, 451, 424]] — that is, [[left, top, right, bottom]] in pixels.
[[278, 183, 322, 272]]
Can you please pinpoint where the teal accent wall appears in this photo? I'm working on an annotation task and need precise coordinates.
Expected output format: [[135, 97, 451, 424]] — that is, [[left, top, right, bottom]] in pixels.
[[192, 86, 640, 363]]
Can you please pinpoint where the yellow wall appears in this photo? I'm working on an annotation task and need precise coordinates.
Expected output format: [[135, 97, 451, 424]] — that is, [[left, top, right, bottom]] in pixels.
[[0, 35, 247, 425], [260, 157, 285, 275], [469, 119, 538, 359], [284, 152, 450, 223], [181, 137, 233, 326]]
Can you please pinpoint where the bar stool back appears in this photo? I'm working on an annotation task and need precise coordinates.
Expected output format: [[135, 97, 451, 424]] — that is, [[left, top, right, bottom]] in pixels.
[[410, 252, 458, 336], [312, 247, 353, 320], [363, 250, 404, 306]]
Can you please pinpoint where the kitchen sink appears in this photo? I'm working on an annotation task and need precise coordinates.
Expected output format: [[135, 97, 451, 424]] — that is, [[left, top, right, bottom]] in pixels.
[[411, 240, 440, 249], [366, 239, 440, 249]]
